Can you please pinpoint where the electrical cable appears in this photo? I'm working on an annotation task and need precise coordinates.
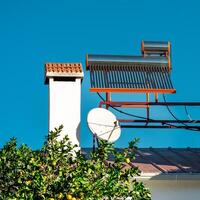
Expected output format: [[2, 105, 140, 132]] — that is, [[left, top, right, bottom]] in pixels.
[[97, 92, 150, 120], [184, 106, 198, 123], [184, 106, 193, 121], [162, 94, 200, 131], [97, 92, 200, 132], [184, 106, 192, 121]]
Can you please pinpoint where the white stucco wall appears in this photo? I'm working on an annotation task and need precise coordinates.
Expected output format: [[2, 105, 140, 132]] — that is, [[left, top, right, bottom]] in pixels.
[[144, 180, 200, 200], [49, 78, 81, 146]]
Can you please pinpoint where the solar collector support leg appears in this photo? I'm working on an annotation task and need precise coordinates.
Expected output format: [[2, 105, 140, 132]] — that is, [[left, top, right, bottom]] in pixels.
[[155, 93, 158, 102], [146, 93, 150, 121], [106, 92, 111, 109]]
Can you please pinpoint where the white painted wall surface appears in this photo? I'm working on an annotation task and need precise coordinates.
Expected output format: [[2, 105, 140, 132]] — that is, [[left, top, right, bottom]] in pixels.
[[49, 78, 81, 146], [144, 180, 200, 200]]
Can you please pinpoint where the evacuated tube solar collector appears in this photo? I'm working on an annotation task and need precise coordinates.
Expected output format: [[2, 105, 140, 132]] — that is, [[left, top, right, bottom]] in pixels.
[[86, 41, 175, 94]]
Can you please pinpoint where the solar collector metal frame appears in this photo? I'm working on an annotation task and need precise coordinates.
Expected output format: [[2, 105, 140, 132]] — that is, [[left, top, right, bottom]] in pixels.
[[86, 41, 200, 131]]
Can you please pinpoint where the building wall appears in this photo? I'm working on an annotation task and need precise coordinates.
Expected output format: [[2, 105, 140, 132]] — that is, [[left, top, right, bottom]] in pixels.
[[144, 180, 200, 200], [49, 78, 81, 146]]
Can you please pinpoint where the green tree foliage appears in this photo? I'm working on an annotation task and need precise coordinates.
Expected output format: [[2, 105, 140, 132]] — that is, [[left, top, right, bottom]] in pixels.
[[0, 125, 151, 200]]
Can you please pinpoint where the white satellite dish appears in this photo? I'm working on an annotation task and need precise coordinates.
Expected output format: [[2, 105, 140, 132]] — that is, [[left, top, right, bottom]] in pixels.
[[87, 108, 121, 143]]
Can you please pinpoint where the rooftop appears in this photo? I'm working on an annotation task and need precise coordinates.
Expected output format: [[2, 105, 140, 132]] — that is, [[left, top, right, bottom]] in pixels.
[[82, 147, 200, 180]]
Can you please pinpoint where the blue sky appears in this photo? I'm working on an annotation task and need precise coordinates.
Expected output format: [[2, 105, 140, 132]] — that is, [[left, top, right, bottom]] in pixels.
[[1, 0, 200, 149]]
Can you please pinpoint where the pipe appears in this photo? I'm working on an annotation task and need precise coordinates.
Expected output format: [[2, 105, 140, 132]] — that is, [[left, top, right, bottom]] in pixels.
[[118, 119, 200, 123], [120, 125, 200, 129], [99, 101, 200, 106]]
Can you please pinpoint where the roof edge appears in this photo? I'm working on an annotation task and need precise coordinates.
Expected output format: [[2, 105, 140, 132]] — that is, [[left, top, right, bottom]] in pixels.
[[136, 173, 200, 181]]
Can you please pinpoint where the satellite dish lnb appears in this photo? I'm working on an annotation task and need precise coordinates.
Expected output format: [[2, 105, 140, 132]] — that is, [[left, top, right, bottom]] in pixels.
[[87, 108, 121, 143]]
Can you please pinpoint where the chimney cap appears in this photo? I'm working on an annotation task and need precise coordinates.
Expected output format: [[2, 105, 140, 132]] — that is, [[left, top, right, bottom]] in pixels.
[[45, 63, 84, 84]]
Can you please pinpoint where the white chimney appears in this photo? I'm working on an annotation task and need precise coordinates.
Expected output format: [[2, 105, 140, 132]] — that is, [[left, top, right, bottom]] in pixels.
[[45, 63, 84, 146]]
